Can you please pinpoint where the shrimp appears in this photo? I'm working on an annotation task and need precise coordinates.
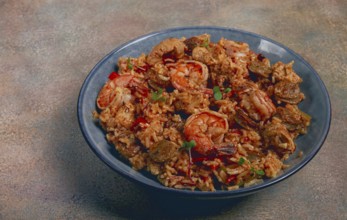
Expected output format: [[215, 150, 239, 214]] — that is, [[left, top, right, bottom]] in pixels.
[[168, 60, 209, 92], [146, 38, 186, 66], [238, 85, 276, 122], [219, 38, 250, 58], [96, 74, 148, 110], [184, 110, 229, 155]]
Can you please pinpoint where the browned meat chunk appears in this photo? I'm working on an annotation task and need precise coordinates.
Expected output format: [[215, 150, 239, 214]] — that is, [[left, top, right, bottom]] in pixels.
[[274, 80, 305, 104], [149, 140, 179, 162], [262, 119, 295, 155], [277, 104, 311, 136]]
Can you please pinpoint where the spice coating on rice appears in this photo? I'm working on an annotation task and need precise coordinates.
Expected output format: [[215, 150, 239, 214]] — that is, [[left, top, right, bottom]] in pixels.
[[93, 34, 311, 191]]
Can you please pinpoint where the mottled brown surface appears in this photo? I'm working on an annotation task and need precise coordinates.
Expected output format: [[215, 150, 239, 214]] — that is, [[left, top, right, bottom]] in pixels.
[[1, 0, 346, 219]]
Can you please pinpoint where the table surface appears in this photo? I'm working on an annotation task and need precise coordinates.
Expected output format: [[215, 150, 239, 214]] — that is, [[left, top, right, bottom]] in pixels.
[[1, 0, 346, 219]]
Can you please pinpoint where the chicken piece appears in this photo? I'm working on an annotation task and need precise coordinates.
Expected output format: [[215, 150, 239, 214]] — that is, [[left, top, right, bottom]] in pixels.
[[274, 80, 305, 104], [262, 118, 295, 154], [248, 58, 272, 78], [276, 104, 311, 136], [184, 33, 210, 55], [173, 91, 210, 114], [149, 140, 179, 162], [272, 61, 302, 84]]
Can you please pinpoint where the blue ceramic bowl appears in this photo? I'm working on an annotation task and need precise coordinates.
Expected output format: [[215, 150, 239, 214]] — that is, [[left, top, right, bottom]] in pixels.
[[77, 26, 331, 199]]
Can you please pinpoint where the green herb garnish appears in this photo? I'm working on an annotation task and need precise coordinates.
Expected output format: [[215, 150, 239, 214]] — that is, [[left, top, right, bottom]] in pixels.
[[224, 87, 232, 93], [255, 169, 265, 176], [213, 86, 222, 100], [201, 38, 209, 48], [238, 157, 245, 165], [181, 140, 196, 150], [127, 57, 133, 70], [180, 140, 196, 164], [151, 88, 166, 102], [250, 167, 265, 176]]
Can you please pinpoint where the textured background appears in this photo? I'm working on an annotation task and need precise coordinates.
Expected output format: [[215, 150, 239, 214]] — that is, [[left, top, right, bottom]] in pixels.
[[1, 0, 346, 219]]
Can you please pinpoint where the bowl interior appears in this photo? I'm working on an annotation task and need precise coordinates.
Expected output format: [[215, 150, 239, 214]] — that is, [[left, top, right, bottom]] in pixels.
[[78, 26, 331, 198]]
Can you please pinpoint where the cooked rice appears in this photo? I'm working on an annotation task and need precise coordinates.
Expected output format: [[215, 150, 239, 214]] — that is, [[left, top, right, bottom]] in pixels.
[[93, 34, 311, 191]]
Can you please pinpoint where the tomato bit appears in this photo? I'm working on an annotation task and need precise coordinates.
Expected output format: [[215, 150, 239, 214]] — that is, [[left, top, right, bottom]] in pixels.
[[108, 72, 120, 80]]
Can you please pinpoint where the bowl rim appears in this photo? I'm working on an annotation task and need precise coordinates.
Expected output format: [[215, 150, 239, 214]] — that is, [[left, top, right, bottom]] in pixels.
[[77, 26, 331, 198]]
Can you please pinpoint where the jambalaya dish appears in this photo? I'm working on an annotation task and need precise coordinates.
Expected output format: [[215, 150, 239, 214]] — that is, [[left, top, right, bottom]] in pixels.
[[93, 34, 311, 191]]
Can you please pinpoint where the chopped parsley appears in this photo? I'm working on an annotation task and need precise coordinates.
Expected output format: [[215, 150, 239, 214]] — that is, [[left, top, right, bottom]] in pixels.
[[250, 167, 265, 176], [238, 157, 245, 165], [180, 140, 196, 164], [151, 88, 166, 102], [213, 86, 222, 100], [127, 57, 133, 70], [224, 87, 232, 93], [181, 140, 196, 150], [255, 169, 265, 176], [201, 38, 209, 48]]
